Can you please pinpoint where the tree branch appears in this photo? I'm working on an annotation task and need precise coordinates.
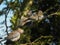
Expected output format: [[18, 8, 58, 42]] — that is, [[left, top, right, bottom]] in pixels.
[[5, 8, 10, 36]]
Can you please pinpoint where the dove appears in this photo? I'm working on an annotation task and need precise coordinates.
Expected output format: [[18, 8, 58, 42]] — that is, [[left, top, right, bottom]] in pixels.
[[5, 28, 24, 45], [7, 28, 24, 41]]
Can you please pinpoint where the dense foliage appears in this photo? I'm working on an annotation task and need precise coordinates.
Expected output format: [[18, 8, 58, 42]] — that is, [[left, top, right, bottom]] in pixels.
[[0, 0, 60, 45]]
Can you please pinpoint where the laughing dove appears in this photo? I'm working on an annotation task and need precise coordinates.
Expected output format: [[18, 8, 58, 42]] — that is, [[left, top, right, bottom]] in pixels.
[[7, 28, 24, 41]]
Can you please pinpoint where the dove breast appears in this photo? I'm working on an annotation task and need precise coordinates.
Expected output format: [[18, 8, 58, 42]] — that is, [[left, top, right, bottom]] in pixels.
[[7, 31, 20, 41]]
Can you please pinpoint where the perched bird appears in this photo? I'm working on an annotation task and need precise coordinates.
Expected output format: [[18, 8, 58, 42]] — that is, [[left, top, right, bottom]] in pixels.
[[30, 10, 44, 21], [7, 28, 24, 41], [5, 28, 24, 45], [19, 10, 44, 26]]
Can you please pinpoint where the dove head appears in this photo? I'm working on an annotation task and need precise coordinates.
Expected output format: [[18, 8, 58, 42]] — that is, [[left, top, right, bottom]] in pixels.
[[17, 28, 24, 34]]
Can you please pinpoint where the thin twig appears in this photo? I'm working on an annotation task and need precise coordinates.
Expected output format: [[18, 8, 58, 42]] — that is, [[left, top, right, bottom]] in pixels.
[[5, 8, 10, 36], [44, 4, 59, 14]]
